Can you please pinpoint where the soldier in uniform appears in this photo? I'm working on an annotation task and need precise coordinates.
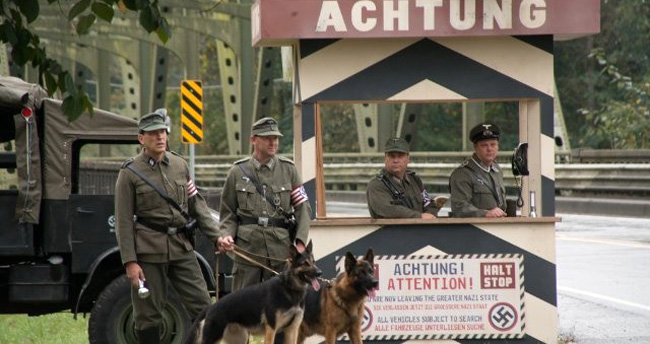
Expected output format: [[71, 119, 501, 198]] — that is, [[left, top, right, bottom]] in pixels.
[[366, 137, 439, 219], [216, 117, 311, 291], [114, 109, 220, 344], [449, 122, 507, 218]]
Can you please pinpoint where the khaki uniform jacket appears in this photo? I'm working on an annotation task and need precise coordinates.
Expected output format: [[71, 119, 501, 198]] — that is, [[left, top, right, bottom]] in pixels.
[[115, 151, 219, 264], [366, 168, 439, 218], [449, 154, 506, 218], [219, 156, 311, 264]]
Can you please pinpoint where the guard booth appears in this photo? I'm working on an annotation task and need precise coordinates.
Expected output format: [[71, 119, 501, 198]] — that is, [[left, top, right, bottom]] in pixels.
[[253, 1, 600, 343]]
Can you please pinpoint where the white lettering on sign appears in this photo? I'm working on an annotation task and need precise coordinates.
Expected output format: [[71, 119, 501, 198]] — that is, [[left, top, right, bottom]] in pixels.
[[314, 0, 547, 34], [484, 0, 512, 30], [352, 1, 377, 32], [450, 0, 475, 31], [383, 0, 409, 31], [316, 1, 347, 32], [520, 0, 546, 28], [416, 0, 444, 31]]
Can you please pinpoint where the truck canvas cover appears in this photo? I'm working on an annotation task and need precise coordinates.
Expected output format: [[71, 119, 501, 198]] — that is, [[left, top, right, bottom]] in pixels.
[[0, 76, 138, 223], [41, 98, 138, 200], [0, 76, 47, 224]]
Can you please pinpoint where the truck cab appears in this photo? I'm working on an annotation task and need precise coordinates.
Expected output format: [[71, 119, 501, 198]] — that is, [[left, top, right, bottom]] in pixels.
[[0, 76, 222, 344]]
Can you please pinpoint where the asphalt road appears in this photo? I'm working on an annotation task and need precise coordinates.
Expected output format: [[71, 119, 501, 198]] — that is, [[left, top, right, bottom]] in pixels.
[[326, 203, 650, 343], [556, 214, 650, 344]]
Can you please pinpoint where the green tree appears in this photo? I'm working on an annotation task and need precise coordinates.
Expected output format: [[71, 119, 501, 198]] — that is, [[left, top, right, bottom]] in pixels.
[[555, 0, 650, 148], [579, 48, 650, 148], [0, 0, 171, 121]]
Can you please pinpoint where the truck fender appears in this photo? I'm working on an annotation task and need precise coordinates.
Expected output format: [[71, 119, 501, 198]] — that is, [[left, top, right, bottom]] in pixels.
[[74, 248, 217, 317], [74, 247, 122, 318], [195, 252, 217, 291]]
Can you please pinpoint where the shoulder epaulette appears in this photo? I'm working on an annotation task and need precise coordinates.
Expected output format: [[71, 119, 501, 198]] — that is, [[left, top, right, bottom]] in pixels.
[[460, 160, 469, 168], [234, 157, 251, 165], [121, 158, 135, 169], [278, 156, 295, 165], [407, 170, 416, 176], [169, 151, 184, 158]]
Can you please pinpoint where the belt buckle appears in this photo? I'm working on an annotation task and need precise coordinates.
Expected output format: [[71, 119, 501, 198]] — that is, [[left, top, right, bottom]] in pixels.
[[168, 227, 178, 235], [258, 217, 269, 227]]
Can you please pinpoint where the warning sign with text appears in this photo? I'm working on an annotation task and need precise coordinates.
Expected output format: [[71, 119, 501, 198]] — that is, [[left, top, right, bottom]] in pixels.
[[358, 254, 525, 340]]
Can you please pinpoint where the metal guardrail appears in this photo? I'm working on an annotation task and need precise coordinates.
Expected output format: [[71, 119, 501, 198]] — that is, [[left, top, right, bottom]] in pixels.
[[192, 148, 650, 164], [568, 149, 650, 163], [79, 149, 650, 198], [194, 163, 650, 198]]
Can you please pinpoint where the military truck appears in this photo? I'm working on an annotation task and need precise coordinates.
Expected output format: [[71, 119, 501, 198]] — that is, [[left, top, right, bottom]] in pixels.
[[0, 76, 225, 344]]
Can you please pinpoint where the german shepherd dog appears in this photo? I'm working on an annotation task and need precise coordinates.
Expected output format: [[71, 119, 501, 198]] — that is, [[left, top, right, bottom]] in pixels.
[[298, 248, 378, 344], [184, 241, 322, 344]]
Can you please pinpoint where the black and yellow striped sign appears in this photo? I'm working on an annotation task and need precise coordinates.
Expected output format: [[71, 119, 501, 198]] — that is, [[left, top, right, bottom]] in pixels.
[[181, 80, 203, 144]]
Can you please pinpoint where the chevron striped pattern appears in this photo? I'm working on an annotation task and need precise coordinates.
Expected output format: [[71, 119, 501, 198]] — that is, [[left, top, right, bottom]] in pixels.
[[181, 80, 204, 144], [309, 221, 556, 344], [298, 36, 555, 216]]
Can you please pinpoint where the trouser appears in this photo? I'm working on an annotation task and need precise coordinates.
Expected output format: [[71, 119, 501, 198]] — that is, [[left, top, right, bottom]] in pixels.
[[132, 254, 211, 330]]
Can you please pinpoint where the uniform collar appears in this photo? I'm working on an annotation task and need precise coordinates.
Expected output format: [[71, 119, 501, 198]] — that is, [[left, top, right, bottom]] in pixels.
[[471, 155, 498, 173], [252, 156, 275, 170], [383, 168, 411, 185], [139, 150, 169, 167]]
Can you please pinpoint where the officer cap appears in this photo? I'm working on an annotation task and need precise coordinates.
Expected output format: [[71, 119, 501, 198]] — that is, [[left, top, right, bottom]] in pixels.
[[470, 123, 500, 143], [384, 137, 409, 153], [251, 117, 283, 137], [139, 109, 169, 132]]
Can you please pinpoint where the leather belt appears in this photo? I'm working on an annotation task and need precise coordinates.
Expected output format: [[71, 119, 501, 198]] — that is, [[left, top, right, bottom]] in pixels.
[[136, 216, 187, 235], [239, 216, 289, 229]]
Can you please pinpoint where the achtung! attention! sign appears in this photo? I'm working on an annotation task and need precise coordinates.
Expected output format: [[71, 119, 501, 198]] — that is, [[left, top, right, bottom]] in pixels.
[[336, 253, 526, 340]]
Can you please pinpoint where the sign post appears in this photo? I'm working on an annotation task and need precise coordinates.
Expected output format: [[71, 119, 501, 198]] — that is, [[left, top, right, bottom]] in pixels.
[[180, 80, 203, 179]]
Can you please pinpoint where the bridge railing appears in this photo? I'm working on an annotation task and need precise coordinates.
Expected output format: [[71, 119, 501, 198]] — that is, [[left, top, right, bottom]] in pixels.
[[79, 149, 650, 198]]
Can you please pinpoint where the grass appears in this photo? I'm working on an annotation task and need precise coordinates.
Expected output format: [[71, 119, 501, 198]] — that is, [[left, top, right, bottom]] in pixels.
[[0, 313, 88, 344], [1, 313, 575, 344], [0, 313, 263, 344]]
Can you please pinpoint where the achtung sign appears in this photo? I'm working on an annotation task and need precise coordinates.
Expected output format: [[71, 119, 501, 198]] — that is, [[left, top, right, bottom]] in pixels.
[[252, 0, 600, 46], [341, 254, 525, 340], [181, 80, 203, 144]]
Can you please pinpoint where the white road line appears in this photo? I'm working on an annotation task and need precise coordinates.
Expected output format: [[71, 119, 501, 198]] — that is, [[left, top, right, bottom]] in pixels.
[[556, 235, 650, 249], [558, 286, 650, 312]]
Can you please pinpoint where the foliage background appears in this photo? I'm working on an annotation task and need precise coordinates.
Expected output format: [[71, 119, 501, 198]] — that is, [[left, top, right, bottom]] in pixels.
[[554, 0, 650, 149]]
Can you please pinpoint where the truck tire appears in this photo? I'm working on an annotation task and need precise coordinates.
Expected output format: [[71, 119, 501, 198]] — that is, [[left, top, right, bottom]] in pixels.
[[88, 275, 191, 344]]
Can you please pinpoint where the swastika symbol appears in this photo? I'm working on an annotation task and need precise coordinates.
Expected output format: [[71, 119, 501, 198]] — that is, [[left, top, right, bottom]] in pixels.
[[493, 306, 514, 325], [361, 306, 373, 332], [488, 302, 518, 331]]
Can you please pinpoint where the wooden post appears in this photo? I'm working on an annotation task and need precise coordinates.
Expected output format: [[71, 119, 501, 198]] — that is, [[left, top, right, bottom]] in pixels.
[[315, 105, 327, 218]]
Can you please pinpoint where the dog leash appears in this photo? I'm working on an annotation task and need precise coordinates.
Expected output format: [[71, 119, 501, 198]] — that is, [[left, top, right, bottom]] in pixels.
[[233, 244, 287, 264], [229, 244, 285, 276]]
